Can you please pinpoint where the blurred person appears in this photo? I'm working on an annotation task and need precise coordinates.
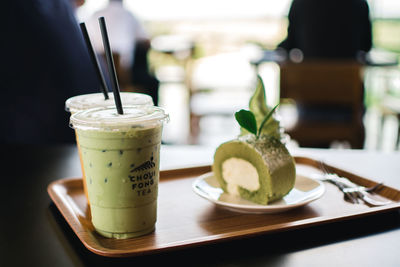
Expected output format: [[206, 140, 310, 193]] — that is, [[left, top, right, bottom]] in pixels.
[[70, 0, 86, 19], [130, 38, 160, 106], [86, 0, 159, 105], [70, 0, 85, 10], [276, 0, 372, 148], [2, 0, 99, 144], [278, 0, 372, 61]]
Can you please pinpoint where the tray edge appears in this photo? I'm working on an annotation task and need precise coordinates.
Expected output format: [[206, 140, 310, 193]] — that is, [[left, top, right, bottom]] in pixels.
[[47, 156, 400, 257]]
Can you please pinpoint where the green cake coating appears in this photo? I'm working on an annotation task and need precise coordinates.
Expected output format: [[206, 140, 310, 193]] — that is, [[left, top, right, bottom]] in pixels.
[[213, 134, 296, 205]]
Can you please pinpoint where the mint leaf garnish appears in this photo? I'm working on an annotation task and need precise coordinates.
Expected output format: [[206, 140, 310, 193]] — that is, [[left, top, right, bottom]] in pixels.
[[235, 104, 279, 139], [240, 75, 281, 139], [235, 109, 257, 136]]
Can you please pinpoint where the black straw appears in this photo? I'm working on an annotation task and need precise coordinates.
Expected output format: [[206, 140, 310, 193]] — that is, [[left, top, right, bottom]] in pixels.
[[98, 17, 123, 114], [79, 22, 109, 100]]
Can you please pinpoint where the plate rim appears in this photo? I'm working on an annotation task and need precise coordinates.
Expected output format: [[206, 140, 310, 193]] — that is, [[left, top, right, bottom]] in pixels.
[[192, 171, 325, 213]]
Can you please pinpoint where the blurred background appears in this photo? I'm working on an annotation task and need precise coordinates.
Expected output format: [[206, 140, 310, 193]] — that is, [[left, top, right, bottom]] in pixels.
[[72, 0, 400, 150]]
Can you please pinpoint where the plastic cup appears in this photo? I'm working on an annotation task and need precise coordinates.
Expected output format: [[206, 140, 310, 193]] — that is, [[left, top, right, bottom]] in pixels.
[[70, 105, 168, 239], [65, 92, 153, 114], [65, 92, 154, 205]]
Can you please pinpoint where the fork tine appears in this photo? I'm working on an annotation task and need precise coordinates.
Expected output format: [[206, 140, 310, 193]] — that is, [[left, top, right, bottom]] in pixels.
[[318, 160, 330, 174], [347, 194, 359, 204], [367, 182, 384, 192]]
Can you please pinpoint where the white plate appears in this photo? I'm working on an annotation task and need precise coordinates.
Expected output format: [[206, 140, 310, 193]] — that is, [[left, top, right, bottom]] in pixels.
[[192, 172, 325, 214]]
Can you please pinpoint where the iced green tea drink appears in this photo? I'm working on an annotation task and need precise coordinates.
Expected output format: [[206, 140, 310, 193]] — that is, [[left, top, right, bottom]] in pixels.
[[70, 105, 168, 239], [65, 92, 154, 205]]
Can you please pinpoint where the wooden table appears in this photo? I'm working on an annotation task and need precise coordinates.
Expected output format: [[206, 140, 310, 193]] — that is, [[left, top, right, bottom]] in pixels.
[[3, 144, 400, 266]]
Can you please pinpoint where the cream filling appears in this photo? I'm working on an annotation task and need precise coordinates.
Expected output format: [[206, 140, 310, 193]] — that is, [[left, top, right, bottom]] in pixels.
[[222, 157, 260, 196]]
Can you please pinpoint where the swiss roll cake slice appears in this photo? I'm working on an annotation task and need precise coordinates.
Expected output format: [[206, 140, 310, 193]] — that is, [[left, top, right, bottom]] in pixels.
[[213, 134, 296, 205]]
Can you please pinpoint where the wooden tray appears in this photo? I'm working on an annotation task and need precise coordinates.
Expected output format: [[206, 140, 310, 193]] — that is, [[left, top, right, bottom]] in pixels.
[[47, 157, 400, 257]]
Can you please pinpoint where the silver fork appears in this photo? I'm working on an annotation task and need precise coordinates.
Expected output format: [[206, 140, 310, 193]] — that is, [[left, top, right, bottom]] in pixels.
[[342, 183, 392, 206], [314, 162, 392, 206]]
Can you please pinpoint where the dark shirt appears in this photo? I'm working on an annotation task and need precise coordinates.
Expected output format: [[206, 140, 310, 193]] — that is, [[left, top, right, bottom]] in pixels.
[[131, 40, 159, 105], [278, 0, 372, 59], [2, 0, 100, 144]]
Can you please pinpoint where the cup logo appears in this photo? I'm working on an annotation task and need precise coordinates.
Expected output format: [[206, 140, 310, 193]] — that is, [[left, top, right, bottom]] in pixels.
[[129, 154, 156, 196], [130, 155, 155, 173]]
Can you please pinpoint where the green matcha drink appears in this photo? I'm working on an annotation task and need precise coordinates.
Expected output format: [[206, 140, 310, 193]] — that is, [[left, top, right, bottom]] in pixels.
[[65, 92, 154, 205], [70, 105, 168, 239]]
